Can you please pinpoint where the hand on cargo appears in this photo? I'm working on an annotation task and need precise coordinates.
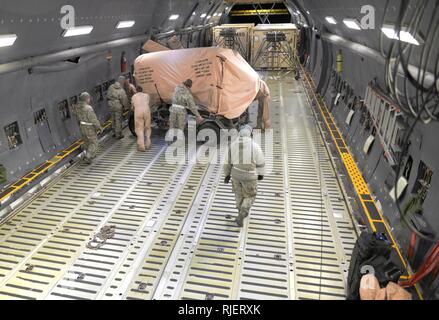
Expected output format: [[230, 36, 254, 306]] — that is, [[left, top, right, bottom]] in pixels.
[[196, 116, 204, 124]]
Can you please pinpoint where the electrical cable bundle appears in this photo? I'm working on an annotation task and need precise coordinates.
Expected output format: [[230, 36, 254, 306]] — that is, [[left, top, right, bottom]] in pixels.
[[381, 0, 439, 122], [377, 0, 439, 245], [375, 1, 439, 292]]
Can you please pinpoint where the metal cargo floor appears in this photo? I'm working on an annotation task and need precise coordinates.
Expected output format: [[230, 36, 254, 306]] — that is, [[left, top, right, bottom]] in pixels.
[[0, 73, 358, 300]]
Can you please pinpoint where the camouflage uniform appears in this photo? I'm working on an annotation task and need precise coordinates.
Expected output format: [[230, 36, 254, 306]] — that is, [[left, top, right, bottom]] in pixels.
[[223, 128, 265, 227], [75, 102, 102, 163], [107, 82, 129, 138], [170, 84, 201, 131]]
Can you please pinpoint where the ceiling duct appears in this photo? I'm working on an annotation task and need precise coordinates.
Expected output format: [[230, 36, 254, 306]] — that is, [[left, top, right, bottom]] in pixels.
[[0, 34, 151, 75]]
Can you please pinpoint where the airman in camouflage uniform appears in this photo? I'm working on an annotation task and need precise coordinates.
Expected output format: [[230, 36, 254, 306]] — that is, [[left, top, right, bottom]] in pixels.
[[107, 76, 129, 139], [75, 92, 103, 164], [223, 125, 265, 227], [169, 79, 203, 131]]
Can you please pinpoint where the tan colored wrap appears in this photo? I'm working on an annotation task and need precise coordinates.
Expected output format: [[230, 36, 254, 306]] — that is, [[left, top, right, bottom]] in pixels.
[[359, 274, 380, 300], [134, 47, 265, 120], [359, 275, 412, 300], [142, 40, 171, 53], [257, 79, 271, 128], [167, 35, 185, 50]]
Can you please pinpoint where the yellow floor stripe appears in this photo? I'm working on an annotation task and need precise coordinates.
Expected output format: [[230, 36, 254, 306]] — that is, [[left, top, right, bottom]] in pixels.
[[299, 67, 423, 300], [0, 115, 117, 205]]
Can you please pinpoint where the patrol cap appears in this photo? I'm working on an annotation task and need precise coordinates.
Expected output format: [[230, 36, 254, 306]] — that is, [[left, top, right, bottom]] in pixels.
[[118, 75, 126, 84], [239, 124, 253, 137], [79, 92, 91, 102]]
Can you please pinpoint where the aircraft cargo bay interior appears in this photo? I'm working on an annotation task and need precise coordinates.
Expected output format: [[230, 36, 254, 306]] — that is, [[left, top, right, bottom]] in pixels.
[[0, 0, 438, 302]]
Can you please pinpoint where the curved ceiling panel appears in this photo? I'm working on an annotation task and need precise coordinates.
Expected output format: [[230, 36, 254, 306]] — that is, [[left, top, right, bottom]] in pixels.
[[0, 0, 226, 63]]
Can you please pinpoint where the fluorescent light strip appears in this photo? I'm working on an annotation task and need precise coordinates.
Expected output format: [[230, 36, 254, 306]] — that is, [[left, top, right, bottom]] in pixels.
[[169, 14, 179, 20], [381, 25, 421, 45], [325, 16, 337, 24], [62, 25, 94, 37], [200, 13, 207, 18], [343, 18, 361, 30], [116, 20, 135, 29], [0, 34, 17, 47]]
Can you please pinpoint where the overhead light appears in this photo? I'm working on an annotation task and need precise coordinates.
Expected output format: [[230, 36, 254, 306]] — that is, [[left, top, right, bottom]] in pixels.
[[213, 13, 218, 17], [343, 18, 361, 30], [116, 20, 135, 29], [218, 13, 222, 17], [325, 16, 337, 24], [192, 12, 196, 16], [306, 11, 310, 14], [62, 26, 94, 37], [169, 14, 179, 20], [0, 34, 17, 47], [207, 15, 212, 19], [381, 24, 422, 45], [200, 13, 207, 18]]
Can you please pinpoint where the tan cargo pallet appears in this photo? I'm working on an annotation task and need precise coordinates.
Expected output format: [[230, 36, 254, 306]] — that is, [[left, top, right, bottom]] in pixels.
[[213, 24, 254, 61]]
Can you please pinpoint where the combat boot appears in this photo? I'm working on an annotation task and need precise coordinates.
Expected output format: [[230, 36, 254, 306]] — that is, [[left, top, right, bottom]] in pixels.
[[235, 216, 244, 228]]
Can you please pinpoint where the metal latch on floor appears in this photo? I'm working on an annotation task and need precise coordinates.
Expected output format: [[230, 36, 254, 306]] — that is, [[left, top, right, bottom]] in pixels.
[[86, 225, 116, 250]]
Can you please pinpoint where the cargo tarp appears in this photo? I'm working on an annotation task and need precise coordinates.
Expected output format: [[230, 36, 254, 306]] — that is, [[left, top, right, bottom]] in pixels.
[[167, 35, 185, 50], [134, 47, 268, 120], [142, 40, 171, 53]]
